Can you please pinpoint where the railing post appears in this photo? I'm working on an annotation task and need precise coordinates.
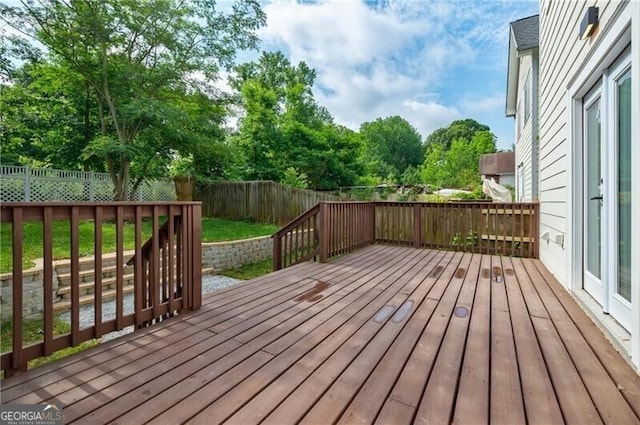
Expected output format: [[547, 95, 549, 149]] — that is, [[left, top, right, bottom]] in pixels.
[[414, 203, 422, 248], [319, 202, 329, 263], [273, 234, 282, 271], [370, 202, 376, 244]]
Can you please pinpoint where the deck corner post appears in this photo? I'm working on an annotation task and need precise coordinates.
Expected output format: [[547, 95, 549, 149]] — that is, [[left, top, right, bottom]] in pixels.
[[319, 202, 329, 263]]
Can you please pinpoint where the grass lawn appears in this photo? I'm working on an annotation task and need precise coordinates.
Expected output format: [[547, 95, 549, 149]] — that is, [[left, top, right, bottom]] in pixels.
[[0, 316, 100, 372], [222, 258, 273, 280], [201, 218, 277, 242], [0, 217, 279, 274]]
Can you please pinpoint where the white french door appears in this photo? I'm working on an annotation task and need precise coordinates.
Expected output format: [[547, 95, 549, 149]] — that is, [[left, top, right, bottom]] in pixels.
[[582, 50, 632, 330], [583, 87, 604, 306]]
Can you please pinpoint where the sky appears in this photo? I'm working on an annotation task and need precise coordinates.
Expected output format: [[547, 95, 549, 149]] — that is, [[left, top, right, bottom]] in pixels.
[[2, 0, 539, 150], [250, 0, 539, 150]]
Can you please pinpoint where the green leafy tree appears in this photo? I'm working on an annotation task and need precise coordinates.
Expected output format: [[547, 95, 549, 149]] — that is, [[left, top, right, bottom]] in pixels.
[[231, 52, 362, 189], [282, 167, 309, 189], [1, 0, 265, 199], [0, 61, 105, 170], [425, 118, 490, 150], [360, 116, 424, 181], [230, 79, 282, 180], [421, 122, 496, 189], [399, 166, 422, 186], [421, 142, 450, 188]]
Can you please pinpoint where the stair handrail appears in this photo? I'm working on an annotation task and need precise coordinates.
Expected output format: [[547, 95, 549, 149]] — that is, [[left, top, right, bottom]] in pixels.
[[272, 203, 321, 270]]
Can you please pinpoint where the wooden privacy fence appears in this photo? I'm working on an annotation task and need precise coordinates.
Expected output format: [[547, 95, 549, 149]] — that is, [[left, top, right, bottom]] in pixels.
[[197, 181, 339, 224], [0, 202, 202, 377], [273, 201, 539, 270]]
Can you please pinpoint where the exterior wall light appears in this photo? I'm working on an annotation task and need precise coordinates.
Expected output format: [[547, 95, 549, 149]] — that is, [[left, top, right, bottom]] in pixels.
[[580, 6, 599, 40]]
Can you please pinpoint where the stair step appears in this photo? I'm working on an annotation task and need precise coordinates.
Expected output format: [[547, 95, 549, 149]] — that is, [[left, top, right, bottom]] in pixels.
[[53, 285, 137, 313], [57, 257, 180, 287], [57, 270, 190, 298], [57, 274, 136, 298], [57, 264, 134, 285], [53, 251, 135, 274], [53, 269, 214, 313], [202, 267, 217, 275]]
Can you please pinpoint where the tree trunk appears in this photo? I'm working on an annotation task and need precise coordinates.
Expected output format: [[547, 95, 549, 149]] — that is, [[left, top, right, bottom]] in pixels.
[[109, 158, 130, 201]]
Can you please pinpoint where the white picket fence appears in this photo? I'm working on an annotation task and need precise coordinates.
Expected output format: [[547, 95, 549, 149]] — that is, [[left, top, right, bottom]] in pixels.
[[0, 165, 176, 202]]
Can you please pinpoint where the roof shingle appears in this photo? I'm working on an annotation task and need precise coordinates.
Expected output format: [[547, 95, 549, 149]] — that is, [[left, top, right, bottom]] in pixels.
[[511, 14, 539, 51]]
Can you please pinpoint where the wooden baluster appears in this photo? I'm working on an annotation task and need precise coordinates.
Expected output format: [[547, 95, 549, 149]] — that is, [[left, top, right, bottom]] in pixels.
[[11, 207, 24, 372], [168, 208, 176, 313], [180, 205, 189, 312], [151, 206, 160, 320], [70, 206, 80, 346], [94, 206, 103, 339], [115, 206, 124, 330], [134, 206, 143, 327], [43, 207, 54, 355]]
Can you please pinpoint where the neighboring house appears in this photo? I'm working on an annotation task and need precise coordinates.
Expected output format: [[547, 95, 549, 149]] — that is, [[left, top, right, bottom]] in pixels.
[[479, 152, 515, 187], [505, 14, 539, 202], [511, 2, 640, 370]]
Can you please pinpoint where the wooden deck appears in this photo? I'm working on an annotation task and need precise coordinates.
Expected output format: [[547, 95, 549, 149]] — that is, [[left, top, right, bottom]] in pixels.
[[2, 245, 640, 424]]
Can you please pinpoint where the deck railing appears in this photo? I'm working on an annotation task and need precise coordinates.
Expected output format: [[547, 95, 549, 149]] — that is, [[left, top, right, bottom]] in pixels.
[[0, 202, 202, 377], [273, 201, 539, 270]]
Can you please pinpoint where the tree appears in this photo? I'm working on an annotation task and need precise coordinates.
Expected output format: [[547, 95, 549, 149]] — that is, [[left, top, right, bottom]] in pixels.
[[1, 0, 265, 199], [230, 52, 362, 189], [359, 116, 424, 181], [0, 61, 103, 171], [421, 122, 496, 189], [424, 118, 490, 150], [421, 142, 450, 188]]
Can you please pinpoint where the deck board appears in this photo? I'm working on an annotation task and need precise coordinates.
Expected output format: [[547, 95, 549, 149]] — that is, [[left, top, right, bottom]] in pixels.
[[2, 245, 640, 425], [500, 256, 563, 425], [489, 255, 526, 425], [451, 254, 491, 425]]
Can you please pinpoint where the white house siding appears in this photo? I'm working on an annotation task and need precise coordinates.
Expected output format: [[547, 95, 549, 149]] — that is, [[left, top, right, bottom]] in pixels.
[[515, 54, 536, 202], [539, 0, 640, 371], [538, 0, 619, 285]]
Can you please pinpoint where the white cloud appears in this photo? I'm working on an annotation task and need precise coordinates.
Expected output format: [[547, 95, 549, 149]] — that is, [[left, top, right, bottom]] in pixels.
[[401, 100, 461, 137], [256, 0, 538, 141], [260, 2, 420, 68], [459, 93, 505, 115]]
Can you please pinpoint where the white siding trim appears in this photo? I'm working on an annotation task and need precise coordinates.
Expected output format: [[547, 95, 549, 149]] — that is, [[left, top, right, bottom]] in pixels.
[[567, 93, 580, 294], [631, 2, 640, 370], [532, 53, 540, 201]]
